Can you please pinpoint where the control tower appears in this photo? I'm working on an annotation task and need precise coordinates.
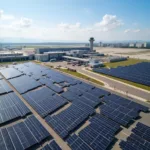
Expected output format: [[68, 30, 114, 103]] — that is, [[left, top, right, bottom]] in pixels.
[[89, 37, 95, 51]]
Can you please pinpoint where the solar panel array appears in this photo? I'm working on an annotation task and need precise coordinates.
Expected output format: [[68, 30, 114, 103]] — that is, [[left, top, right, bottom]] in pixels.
[[0, 79, 13, 94], [0, 92, 30, 125], [9, 75, 42, 94], [23, 87, 67, 117], [0, 115, 50, 150], [120, 123, 150, 150], [132, 122, 150, 142], [39, 78, 64, 93], [14, 62, 48, 76], [42, 140, 62, 150], [67, 114, 120, 150], [45, 103, 94, 139], [0, 67, 23, 79], [0, 62, 149, 150], [100, 94, 149, 126], [93, 62, 150, 86]]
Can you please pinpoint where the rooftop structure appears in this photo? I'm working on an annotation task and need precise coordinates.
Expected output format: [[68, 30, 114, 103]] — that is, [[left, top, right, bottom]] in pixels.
[[63, 56, 89, 62]]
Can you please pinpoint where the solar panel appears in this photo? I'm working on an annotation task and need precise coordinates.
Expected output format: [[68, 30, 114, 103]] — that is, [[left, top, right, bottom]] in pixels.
[[45, 104, 92, 139], [39, 78, 63, 93], [0, 67, 23, 79], [15, 62, 48, 76], [132, 122, 150, 142], [103, 94, 149, 112], [67, 114, 120, 150], [0, 92, 30, 125], [0, 80, 13, 94], [61, 90, 98, 108], [100, 103, 138, 126], [42, 140, 62, 150], [94, 62, 150, 86], [66, 134, 92, 150], [23, 87, 67, 117], [0, 115, 50, 150], [9, 75, 42, 94], [59, 82, 71, 88], [119, 133, 150, 150]]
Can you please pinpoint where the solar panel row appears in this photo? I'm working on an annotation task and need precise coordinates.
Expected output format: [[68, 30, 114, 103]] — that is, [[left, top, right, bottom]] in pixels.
[[44, 69, 81, 85], [0, 92, 30, 125], [0, 115, 50, 150], [14, 62, 48, 76], [100, 94, 149, 126], [0, 80, 13, 95], [66, 134, 92, 150], [23, 87, 67, 117], [103, 94, 149, 112], [120, 123, 150, 150], [132, 122, 150, 142], [9, 75, 42, 94], [67, 114, 120, 150], [41, 140, 62, 150], [45, 103, 93, 139], [0, 68, 23, 79], [120, 133, 150, 150], [100, 104, 138, 126], [39, 78, 64, 93], [93, 62, 150, 86], [61, 89, 102, 108]]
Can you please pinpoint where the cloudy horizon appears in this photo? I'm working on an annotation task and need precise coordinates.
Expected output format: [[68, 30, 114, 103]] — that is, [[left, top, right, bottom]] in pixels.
[[0, 0, 150, 42]]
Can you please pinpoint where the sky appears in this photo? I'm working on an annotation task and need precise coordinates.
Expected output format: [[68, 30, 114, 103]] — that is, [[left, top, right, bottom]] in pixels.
[[0, 0, 150, 42]]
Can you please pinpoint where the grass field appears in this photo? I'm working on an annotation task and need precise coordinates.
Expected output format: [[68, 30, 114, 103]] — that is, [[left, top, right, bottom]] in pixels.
[[105, 58, 149, 68], [58, 68, 104, 86], [92, 71, 150, 91]]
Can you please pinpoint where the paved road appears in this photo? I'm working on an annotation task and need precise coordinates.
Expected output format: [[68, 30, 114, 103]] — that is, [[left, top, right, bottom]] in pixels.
[[80, 69, 150, 101], [46, 61, 150, 101]]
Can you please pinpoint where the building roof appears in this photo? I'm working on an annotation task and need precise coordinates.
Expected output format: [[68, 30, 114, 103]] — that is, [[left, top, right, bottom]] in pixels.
[[63, 56, 89, 62]]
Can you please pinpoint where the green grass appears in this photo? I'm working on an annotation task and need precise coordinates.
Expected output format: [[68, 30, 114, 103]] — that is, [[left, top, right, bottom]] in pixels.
[[58, 68, 104, 86], [105, 58, 149, 68], [92, 71, 150, 91]]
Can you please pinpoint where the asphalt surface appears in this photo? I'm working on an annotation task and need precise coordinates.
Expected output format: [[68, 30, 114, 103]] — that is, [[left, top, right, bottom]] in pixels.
[[80, 69, 150, 100], [46, 61, 150, 101]]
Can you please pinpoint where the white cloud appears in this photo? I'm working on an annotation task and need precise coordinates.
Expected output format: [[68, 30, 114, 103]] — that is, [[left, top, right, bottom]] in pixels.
[[133, 29, 140, 33], [57, 22, 81, 31], [0, 11, 149, 42], [94, 14, 123, 31], [124, 29, 131, 33], [124, 29, 141, 33], [0, 10, 3, 18], [0, 9, 15, 20], [11, 17, 32, 28]]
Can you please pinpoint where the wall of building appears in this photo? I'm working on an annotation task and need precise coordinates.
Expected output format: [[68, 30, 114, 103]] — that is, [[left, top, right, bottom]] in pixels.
[[35, 54, 49, 62], [36, 47, 90, 54], [0, 56, 29, 62]]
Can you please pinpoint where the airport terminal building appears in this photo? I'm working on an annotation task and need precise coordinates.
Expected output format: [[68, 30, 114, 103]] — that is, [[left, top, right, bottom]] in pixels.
[[35, 47, 90, 54]]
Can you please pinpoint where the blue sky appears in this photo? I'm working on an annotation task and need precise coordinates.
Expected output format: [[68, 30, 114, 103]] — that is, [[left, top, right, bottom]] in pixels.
[[0, 0, 150, 42]]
